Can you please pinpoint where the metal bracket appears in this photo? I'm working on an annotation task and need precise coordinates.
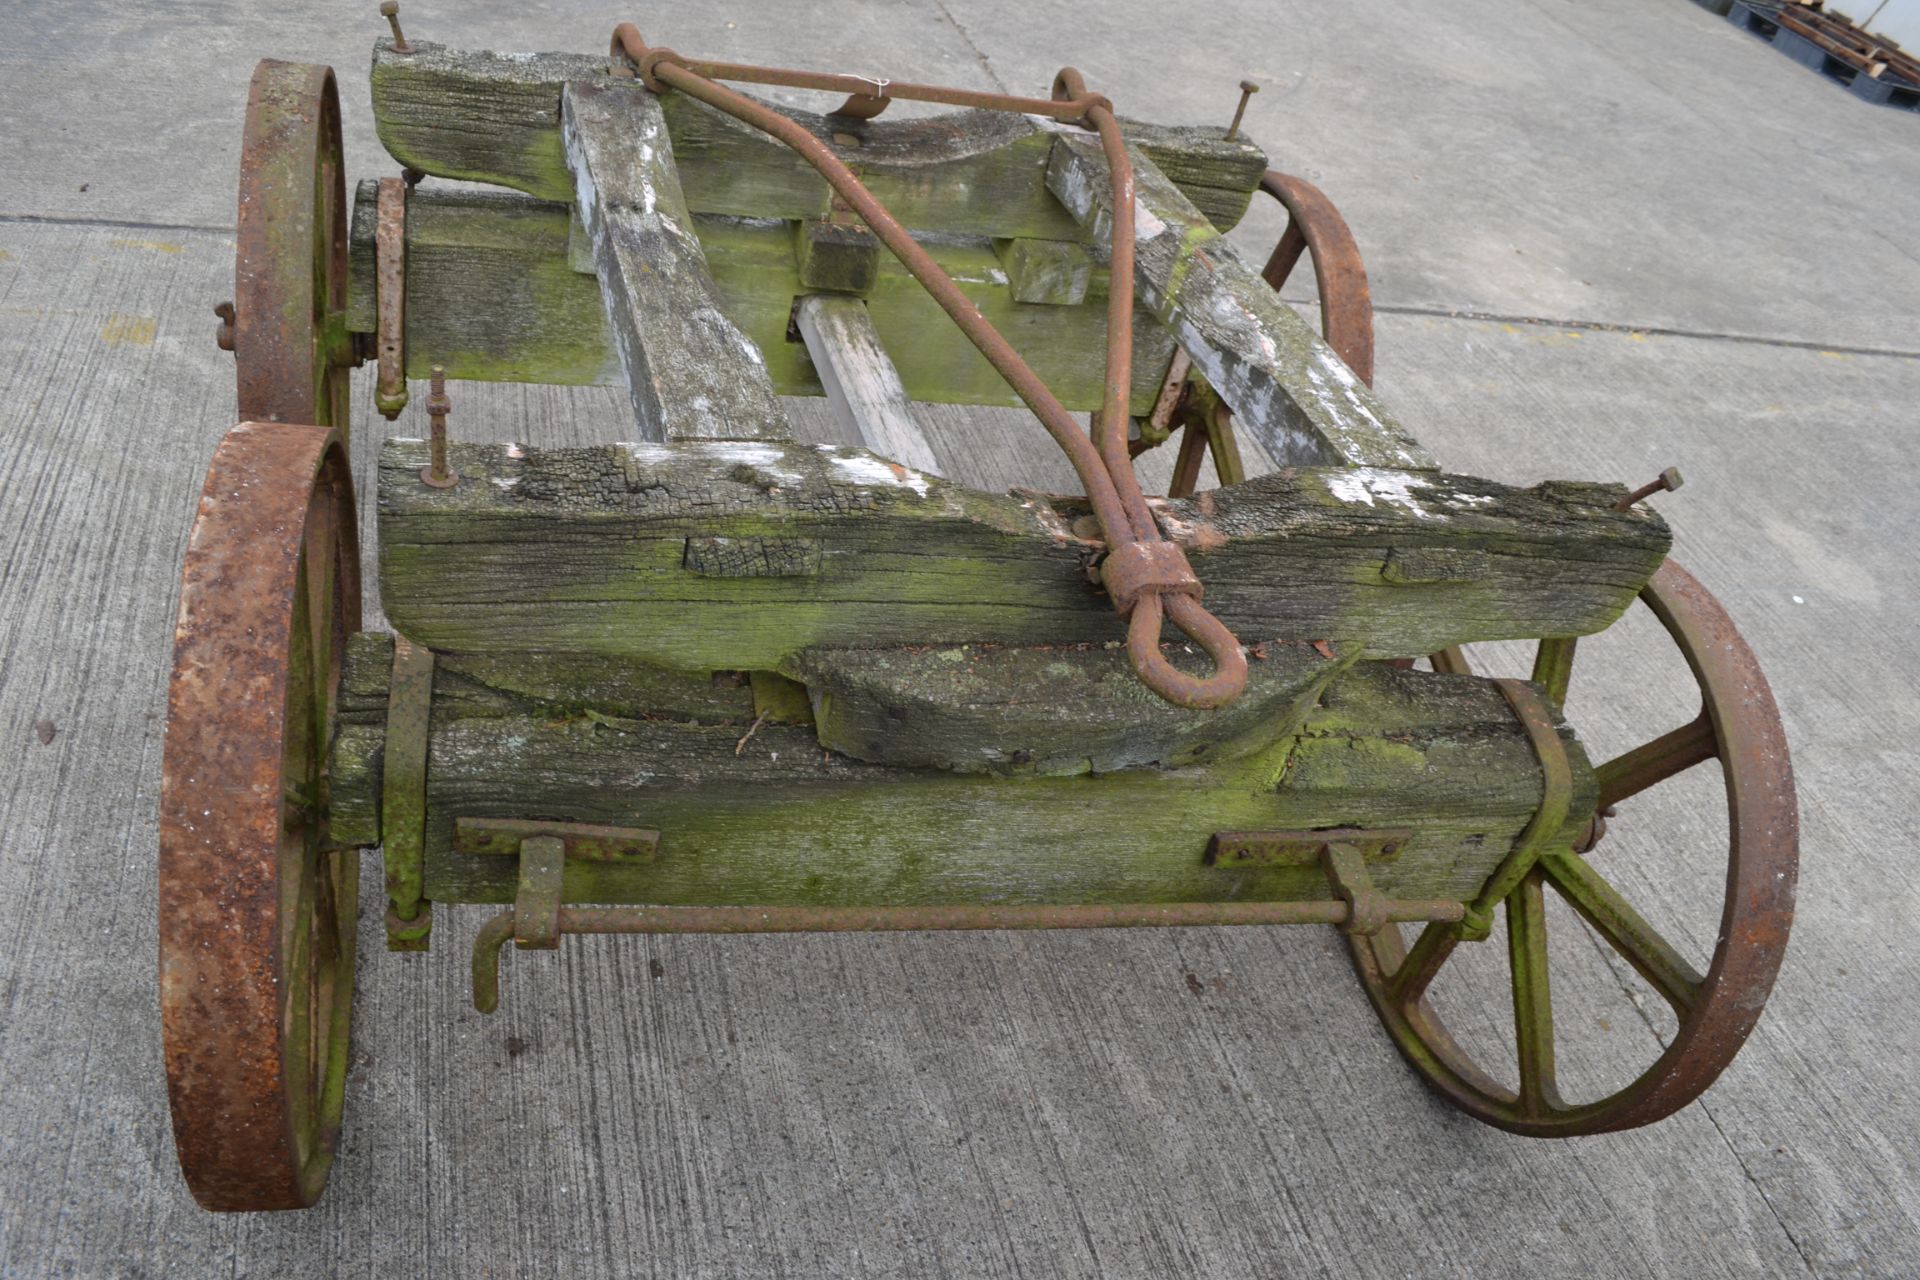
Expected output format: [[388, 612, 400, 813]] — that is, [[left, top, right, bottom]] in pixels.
[[1207, 827, 1411, 868], [380, 637, 434, 951], [453, 818, 662, 952], [374, 176, 408, 420]]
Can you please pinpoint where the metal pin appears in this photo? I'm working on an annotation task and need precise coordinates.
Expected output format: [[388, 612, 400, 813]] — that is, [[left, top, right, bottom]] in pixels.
[[379, 1, 412, 54], [420, 366, 458, 488], [1614, 466, 1684, 511], [1225, 79, 1259, 141]]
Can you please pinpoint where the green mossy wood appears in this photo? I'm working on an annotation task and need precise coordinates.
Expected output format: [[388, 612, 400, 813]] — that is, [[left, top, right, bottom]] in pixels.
[[786, 638, 1357, 776], [368, 42, 1268, 233], [377, 439, 1669, 669], [324, 654, 1597, 909], [345, 184, 1178, 410], [328, 631, 392, 849], [562, 79, 789, 441], [1046, 132, 1434, 471]]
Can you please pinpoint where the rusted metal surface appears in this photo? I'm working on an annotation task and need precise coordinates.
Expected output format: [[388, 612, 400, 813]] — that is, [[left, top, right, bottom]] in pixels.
[[513, 837, 565, 950], [1615, 466, 1685, 511], [379, 0, 411, 55], [1257, 171, 1375, 385], [380, 635, 433, 942], [471, 893, 1469, 1014], [234, 60, 354, 429], [373, 176, 408, 420], [1346, 560, 1798, 1134], [1223, 79, 1259, 141], [609, 24, 1247, 710], [454, 817, 660, 863], [612, 26, 1110, 122], [419, 366, 457, 488], [1208, 828, 1413, 867], [158, 421, 362, 1210]]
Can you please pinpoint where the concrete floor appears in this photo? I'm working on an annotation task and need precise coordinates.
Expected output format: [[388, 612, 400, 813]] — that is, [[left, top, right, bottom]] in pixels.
[[2, 0, 1918, 1275]]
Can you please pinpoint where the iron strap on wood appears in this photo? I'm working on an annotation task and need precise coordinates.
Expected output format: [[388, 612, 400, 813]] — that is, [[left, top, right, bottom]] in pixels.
[[608, 23, 1248, 711]]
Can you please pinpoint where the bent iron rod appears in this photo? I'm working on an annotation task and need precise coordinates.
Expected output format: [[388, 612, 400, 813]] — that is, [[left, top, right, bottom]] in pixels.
[[609, 23, 1247, 710]]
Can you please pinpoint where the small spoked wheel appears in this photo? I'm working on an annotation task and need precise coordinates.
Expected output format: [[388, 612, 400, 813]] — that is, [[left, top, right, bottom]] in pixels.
[[1351, 560, 1798, 1134], [158, 421, 361, 1209], [233, 60, 355, 429]]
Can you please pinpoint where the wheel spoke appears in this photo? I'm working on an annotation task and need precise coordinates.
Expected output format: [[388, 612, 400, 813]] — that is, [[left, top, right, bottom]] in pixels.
[[1508, 868, 1561, 1116], [1530, 637, 1577, 710], [1540, 850, 1703, 1016], [1261, 220, 1308, 292], [1595, 709, 1717, 809], [1387, 918, 1460, 1006]]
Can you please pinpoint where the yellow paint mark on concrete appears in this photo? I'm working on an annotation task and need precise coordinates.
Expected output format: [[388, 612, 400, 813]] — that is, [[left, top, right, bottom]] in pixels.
[[0, 249, 11, 262], [109, 237, 183, 254], [1818, 350, 1851, 360], [1628, 331, 1647, 342], [100, 313, 157, 345], [1501, 323, 1522, 335]]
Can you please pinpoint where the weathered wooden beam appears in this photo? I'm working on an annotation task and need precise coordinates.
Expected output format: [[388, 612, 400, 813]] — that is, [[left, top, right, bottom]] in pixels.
[[370, 41, 1269, 232], [995, 237, 1093, 305], [326, 655, 1596, 909], [793, 295, 943, 476], [1046, 132, 1436, 471], [786, 637, 1355, 776], [561, 79, 789, 441], [377, 439, 1670, 667], [345, 184, 1179, 410]]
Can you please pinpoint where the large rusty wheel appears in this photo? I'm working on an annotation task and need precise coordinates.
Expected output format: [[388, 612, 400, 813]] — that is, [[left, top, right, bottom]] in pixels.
[[232, 60, 354, 429], [159, 421, 362, 1210], [1350, 561, 1797, 1134]]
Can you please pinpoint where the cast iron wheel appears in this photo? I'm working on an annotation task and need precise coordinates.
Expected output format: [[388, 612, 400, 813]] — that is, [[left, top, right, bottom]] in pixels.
[[1350, 560, 1797, 1134], [233, 60, 354, 429], [158, 421, 362, 1210]]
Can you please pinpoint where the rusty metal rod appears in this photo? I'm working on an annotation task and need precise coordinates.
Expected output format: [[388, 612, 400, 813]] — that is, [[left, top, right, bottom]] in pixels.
[[473, 897, 1469, 1012], [626, 45, 1102, 122], [613, 25, 1247, 708]]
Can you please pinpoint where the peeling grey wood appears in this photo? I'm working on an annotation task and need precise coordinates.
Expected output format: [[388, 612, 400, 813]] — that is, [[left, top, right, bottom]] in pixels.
[[561, 79, 789, 441], [1046, 133, 1436, 472], [794, 295, 943, 476], [377, 439, 1669, 668]]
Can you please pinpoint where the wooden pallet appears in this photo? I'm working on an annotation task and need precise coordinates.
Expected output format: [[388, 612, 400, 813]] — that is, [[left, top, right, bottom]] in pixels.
[[1726, 0, 1920, 110]]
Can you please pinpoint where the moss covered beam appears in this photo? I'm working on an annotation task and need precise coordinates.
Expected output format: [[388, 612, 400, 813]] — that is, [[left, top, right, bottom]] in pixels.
[[338, 655, 1597, 910], [1047, 132, 1436, 471], [377, 439, 1670, 667], [369, 41, 1268, 233], [345, 184, 1177, 410]]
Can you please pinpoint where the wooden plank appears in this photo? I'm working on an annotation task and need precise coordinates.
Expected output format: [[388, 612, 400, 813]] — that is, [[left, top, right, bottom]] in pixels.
[[1046, 131, 1437, 471], [369, 42, 1269, 232], [390, 657, 1597, 909], [794, 295, 943, 476], [561, 79, 789, 441], [345, 184, 1179, 410], [377, 439, 1670, 667]]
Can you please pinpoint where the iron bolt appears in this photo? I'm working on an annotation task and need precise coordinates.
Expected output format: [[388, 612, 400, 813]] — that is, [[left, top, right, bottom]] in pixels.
[[380, 1, 412, 54], [1225, 79, 1259, 141], [420, 366, 459, 489], [1614, 466, 1684, 511], [213, 301, 236, 352]]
